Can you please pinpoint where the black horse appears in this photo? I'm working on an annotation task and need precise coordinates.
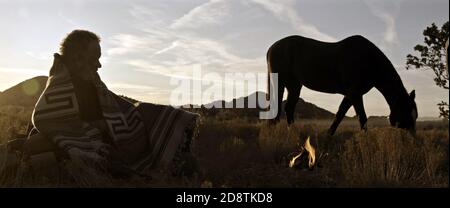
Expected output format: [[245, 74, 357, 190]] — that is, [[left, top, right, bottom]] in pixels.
[[267, 35, 417, 135]]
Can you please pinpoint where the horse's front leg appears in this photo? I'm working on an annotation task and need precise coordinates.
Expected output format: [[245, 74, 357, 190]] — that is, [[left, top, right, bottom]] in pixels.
[[350, 96, 368, 132], [268, 81, 285, 125], [328, 97, 352, 135], [285, 84, 302, 126]]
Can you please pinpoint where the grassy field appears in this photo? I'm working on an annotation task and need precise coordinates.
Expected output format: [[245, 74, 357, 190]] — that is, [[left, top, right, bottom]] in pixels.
[[0, 105, 448, 187], [189, 117, 448, 188]]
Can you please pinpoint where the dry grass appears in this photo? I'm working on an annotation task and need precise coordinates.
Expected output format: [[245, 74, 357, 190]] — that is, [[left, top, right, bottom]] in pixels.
[[0, 110, 448, 187], [0, 106, 31, 143], [341, 128, 448, 187], [193, 118, 448, 188]]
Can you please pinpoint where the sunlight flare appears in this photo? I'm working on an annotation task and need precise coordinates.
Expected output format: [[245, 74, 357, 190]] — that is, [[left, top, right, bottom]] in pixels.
[[21, 79, 41, 96]]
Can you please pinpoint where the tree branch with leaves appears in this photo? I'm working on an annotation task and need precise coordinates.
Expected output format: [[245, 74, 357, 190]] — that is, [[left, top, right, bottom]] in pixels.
[[406, 21, 449, 119]]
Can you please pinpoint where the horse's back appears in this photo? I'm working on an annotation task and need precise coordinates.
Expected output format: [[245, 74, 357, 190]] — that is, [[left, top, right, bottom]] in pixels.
[[268, 35, 335, 54], [268, 34, 375, 60], [267, 36, 343, 92]]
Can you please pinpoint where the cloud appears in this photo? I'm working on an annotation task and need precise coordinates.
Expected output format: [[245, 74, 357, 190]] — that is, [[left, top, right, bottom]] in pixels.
[[107, 81, 171, 104], [107, 34, 152, 56], [154, 41, 179, 55], [129, 3, 170, 24], [57, 10, 79, 26], [249, 0, 336, 42], [126, 59, 196, 80], [169, 0, 230, 30], [108, 25, 263, 79], [364, 0, 401, 52], [123, 36, 264, 76], [107, 0, 271, 77], [26, 51, 51, 61], [0, 67, 46, 76], [107, 83, 158, 91]]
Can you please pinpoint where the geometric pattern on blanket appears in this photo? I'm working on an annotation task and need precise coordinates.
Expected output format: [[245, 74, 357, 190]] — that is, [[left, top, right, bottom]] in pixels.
[[31, 54, 199, 176]]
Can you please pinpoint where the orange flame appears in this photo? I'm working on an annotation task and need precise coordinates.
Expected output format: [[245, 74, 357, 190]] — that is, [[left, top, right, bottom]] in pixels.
[[304, 137, 316, 169], [289, 150, 303, 168], [288, 136, 316, 169]]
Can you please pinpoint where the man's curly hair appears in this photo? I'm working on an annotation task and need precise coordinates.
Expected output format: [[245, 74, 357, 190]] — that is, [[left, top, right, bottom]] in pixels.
[[60, 29, 100, 60]]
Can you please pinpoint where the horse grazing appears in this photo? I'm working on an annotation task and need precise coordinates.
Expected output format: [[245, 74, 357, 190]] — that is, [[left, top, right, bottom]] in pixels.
[[266, 35, 417, 135]]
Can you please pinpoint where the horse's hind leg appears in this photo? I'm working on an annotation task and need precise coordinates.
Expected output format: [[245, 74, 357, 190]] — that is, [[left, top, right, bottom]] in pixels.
[[350, 96, 368, 131], [328, 97, 352, 135], [285, 83, 302, 125]]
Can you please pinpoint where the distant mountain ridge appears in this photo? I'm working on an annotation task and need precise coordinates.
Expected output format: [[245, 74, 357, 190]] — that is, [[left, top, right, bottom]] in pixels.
[[1, 77, 336, 120], [181, 91, 337, 120]]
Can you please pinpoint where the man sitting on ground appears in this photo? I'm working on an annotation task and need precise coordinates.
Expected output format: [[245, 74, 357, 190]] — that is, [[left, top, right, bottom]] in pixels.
[[2, 30, 199, 185]]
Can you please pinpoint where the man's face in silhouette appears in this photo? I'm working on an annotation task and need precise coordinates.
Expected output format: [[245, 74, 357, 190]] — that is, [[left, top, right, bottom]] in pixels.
[[84, 41, 102, 73], [73, 40, 102, 80]]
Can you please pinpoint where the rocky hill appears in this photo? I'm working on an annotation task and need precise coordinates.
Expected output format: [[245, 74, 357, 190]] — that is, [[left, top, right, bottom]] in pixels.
[[0, 76, 48, 108]]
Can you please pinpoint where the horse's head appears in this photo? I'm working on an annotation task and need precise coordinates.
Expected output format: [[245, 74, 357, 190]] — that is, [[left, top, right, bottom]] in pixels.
[[389, 90, 418, 133]]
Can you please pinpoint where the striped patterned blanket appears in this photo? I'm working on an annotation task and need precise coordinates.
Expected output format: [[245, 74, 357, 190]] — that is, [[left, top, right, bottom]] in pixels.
[[31, 54, 199, 184]]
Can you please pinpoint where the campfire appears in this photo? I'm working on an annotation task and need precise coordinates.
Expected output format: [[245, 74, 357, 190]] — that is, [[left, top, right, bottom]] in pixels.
[[289, 137, 316, 170]]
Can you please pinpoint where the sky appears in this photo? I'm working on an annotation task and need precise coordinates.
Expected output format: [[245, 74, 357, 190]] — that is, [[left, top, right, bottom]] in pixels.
[[0, 0, 448, 118]]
